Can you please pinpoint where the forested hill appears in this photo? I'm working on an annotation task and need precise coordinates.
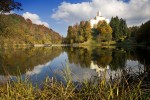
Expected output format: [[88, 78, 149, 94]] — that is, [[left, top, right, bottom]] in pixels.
[[0, 14, 61, 46], [136, 20, 150, 46]]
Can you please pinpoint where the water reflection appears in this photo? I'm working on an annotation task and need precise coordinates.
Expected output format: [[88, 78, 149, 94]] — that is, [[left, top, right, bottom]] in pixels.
[[0, 46, 149, 85], [64, 47, 122, 81], [0, 47, 62, 75]]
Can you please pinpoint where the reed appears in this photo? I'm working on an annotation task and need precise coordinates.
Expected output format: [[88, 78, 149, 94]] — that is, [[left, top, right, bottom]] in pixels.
[[0, 65, 149, 100]]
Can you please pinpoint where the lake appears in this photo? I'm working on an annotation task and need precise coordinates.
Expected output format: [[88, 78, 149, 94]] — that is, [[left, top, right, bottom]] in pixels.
[[0, 46, 150, 85]]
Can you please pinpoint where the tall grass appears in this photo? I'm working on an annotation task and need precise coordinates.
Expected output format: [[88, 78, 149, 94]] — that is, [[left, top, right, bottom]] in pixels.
[[0, 65, 149, 100]]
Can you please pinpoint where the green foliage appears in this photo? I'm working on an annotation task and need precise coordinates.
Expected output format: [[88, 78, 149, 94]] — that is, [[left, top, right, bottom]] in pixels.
[[110, 49, 126, 70], [0, 14, 61, 45], [128, 26, 139, 38], [136, 20, 150, 46], [0, 0, 22, 13], [110, 16, 128, 41]]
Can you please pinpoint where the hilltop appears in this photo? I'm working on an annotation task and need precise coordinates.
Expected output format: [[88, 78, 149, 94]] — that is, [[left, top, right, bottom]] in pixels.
[[0, 14, 61, 47]]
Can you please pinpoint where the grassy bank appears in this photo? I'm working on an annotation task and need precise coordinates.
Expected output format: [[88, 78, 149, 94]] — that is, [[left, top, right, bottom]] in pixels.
[[71, 39, 116, 47], [0, 69, 149, 100]]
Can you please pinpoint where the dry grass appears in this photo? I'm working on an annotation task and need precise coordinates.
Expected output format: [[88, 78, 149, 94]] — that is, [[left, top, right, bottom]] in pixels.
[[0, 66, 149, 100]]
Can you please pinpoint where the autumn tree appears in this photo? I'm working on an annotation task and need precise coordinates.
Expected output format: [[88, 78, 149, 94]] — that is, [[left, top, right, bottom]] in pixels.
[[65, 21, 91, 44], [0, 14, 61, 45], [97, 21, 112, 43], [72, 24, 79, 43], [78, 21, 85, 43], [0, 0, 22, 13], [66, 26, 73, 43], [84, 21, 91, 41]]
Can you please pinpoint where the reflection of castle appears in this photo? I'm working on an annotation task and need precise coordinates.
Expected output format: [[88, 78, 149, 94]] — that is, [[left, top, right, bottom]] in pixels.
[[90, 11, 108, 28], [90, 61, 121, 80], [90, 61, 109, 77]]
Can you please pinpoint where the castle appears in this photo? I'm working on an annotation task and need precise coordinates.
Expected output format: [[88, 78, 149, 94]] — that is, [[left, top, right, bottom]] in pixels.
[[90, 11, 107, 28]]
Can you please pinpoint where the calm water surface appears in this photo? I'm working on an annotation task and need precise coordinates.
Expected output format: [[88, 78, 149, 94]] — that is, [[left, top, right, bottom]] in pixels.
[[0, 46, 150, 85]]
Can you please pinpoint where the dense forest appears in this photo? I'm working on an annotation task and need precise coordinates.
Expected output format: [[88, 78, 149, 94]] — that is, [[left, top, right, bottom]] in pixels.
[[0, 14, 61, 46], [136, 20, 150, 46], [109, 16, 128, 41], [63, 46, 150, 71], [64, 16, 128, 44], [64, 16, 150, 46]]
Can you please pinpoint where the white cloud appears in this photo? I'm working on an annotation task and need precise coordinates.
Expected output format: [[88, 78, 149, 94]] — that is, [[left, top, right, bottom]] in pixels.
[[23, 12, 49, 27], [51, 0, 150, 26]]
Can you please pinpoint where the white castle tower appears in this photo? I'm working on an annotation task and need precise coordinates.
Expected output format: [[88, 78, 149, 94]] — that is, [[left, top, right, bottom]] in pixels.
[[97, 11, 101, 16], [90, 11, 107, 28]]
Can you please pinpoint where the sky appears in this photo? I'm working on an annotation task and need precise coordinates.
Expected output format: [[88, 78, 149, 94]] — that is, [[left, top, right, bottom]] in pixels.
[[14, 0, 150, 36]]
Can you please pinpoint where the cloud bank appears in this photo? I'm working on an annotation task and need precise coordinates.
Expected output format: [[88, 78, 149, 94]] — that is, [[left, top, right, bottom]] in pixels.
[[26, 61, 51, 76], [23, 12, 49, 27], [51, 0, 150, 26]]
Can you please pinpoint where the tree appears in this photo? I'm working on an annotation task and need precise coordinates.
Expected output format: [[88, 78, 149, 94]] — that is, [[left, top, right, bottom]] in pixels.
[[110, 49, 126, 70], [84, 21, 91, 41], [0, 14, 61, 45], [65, 20, 92, 44], [97, 21, 112, 42], [128, 26, 139, 38], [78, 21, 85, 42], [136, 20, 150, 46], [0, 0, 22, 13], [73, 24, 79, 43], [109, 16, 120, 40], [66, 26, 73, 44], [109, 16, 128, 41]]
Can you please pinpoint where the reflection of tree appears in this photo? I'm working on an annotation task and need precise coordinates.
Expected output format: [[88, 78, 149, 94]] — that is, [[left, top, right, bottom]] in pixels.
[[134, 47, 150, 66], [125, 47, 150, 67], [126, 49, 137, 61], [110, 49, 127, 70], [92, 48, 112, 67], [63, 47, 91, 68], [134, 47, 150, 80], [0, 47, 62, 75], [64, 47, 113, 68], [135, 47, 150, 82], [120, 47, 150, 84], [119, 47, 150, 76]]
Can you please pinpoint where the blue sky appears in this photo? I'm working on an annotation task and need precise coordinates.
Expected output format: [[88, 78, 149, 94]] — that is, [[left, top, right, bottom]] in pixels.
[[15, 0, 73, 36], [14, 0, 150, 36]]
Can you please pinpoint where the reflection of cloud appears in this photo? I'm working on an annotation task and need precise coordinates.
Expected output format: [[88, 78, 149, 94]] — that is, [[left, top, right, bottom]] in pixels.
[[0, 75, 10, 84], [90, 61, 121, 80], [69, 64, 97, 82], [26, 61, 51, 76], [126, 60, 144, 74], [0, 75, 16, 84], [69, 61, 121, 83]]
